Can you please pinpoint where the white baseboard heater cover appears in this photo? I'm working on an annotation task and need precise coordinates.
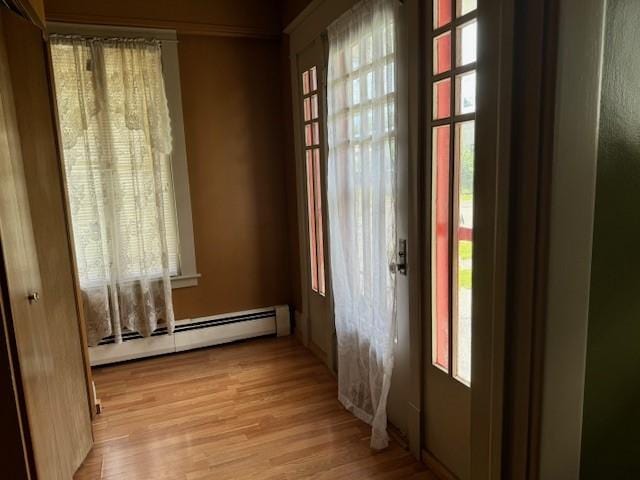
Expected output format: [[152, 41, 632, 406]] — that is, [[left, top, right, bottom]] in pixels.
[[89, 305, 291, 366]]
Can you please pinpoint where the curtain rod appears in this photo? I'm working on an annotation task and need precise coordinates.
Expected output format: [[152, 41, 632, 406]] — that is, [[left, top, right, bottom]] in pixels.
[[49, 33, 179, 44]]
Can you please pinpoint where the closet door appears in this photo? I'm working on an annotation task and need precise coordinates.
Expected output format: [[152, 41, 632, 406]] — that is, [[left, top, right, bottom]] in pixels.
[[0, 7, 92, 479]]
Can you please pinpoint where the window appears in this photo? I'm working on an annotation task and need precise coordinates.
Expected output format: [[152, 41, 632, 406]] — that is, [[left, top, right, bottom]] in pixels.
[[430, 0, 477, 384], [49, 25, 198, 289], [301, 66, 326, 296]]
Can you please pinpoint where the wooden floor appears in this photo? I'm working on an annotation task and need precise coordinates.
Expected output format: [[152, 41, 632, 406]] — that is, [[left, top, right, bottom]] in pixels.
[[75, 336, 436, 479]]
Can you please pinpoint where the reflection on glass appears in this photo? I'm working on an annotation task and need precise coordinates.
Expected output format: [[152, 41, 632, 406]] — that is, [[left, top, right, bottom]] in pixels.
[[352, 78, 361, 105], [311, 94, 318, 119], [305, 124, 313, 147], [433, 78, 451, 120], [304, 98, 311, 121], [432, 125, 451, 372], [457, 20, 477, 66], [456, 70, 476, 115], [458, 0, 477, 17], [312, 122, 320, 146], [434, 0, 452, 29], [454, 120, 475, 385], [302, 70, 310, 95], [310, 66, 318, 91], [313, 148, 326, 296], [305, 150, 318, 292], [434, 31, 452, 75]]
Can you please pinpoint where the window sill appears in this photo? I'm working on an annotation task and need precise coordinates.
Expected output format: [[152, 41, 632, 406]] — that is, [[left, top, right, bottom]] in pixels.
[[171, 273, 201, 289]]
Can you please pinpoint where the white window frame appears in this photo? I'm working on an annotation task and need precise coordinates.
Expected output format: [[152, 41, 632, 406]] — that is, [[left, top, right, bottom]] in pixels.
[[48, 22, 200, 289]]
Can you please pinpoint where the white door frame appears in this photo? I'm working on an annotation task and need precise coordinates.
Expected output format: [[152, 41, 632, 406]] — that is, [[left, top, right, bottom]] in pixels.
[[538, 0, 605, 477]]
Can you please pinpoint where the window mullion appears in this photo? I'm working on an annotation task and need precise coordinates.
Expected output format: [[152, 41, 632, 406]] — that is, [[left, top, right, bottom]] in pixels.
[[447, 5, 457, 376]]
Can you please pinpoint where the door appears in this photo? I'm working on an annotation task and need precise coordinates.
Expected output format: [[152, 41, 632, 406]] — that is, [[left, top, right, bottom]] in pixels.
[[0, 7, 92, 479], [423, 1, 478, 478], [296, 39, 334, 367], [387, 2, 412, 440]]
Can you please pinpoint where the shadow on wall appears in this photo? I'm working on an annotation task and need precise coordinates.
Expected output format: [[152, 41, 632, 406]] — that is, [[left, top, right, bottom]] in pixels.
[[581, 2, 640, 473]]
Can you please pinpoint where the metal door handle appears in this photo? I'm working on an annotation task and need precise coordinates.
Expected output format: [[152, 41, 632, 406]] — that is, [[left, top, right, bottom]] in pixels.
[[390, 239, 408, 275], [27, 292, 40, 304]]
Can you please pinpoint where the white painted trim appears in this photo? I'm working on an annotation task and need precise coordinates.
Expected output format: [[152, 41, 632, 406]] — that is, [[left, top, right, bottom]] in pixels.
[[170, 273, 201, 289], [89, 305, 291, 366], [538, 0, 605, 477], [47, 22, 200, 289], [275, 305, 291, 336]]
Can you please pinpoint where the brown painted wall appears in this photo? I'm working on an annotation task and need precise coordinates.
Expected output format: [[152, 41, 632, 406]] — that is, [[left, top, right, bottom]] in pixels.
[[44, 1, 297, 319], [280, 0, 314, 27], [45, 0, 281, 33], [173, 34, 291, 319]]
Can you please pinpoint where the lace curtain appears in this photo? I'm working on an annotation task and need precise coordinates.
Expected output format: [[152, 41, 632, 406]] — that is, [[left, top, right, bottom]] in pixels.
[[50, 36, 178, 346], [327, 0, 399, 450]]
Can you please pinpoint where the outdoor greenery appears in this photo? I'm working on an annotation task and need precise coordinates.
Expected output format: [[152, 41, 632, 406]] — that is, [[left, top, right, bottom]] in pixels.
[[459, 240, 473, 290]]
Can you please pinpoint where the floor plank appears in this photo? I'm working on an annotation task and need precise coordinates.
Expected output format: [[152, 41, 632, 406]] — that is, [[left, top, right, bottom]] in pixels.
[[75, 336, 437, 480]]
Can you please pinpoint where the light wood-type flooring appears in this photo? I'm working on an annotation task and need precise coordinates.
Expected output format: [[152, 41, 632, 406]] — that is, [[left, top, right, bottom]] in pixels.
[[75, 336, 437, 479]]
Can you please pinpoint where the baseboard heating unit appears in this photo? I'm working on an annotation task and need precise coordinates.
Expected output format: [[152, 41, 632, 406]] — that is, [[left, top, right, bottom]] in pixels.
[[89, 305, 291, 366]]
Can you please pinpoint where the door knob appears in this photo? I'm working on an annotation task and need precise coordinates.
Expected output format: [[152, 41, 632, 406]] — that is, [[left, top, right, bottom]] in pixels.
[[27, 292, 40, 304]]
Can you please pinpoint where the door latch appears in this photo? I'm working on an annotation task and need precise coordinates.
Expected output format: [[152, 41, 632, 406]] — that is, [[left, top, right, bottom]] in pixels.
[[390, 239, 408, 275], [397, 239, 407, 275]]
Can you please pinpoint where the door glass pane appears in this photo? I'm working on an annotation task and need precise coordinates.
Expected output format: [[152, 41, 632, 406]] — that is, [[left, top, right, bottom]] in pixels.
[[312, 122, 320, 145], [457, 0, 477, 17], [454, 120, 475, 384], [313, 148, 326, 296], [433, 78, 451, 120], [311, 94, 319, 119], [434, 0, 452, 29], [457, 20, 477, 66], [304, 97, 311, 121], [433, 31, 452, 75], [456, 70, 476, 114], [310, 66, 318, 91], [306, 150, 318, 292], [302, 70, 310, 95], [305, 124, 313, 146], [432, 125, 451, 371]]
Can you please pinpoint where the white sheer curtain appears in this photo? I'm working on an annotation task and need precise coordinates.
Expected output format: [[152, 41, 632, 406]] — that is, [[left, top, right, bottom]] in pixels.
[[327, 0, 398, 450], [50, 36, 178, 346]]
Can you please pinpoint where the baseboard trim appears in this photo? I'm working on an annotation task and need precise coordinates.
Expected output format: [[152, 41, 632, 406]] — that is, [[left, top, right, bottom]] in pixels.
[[89, 305, 290, 366], [421, 449, 458, 480]]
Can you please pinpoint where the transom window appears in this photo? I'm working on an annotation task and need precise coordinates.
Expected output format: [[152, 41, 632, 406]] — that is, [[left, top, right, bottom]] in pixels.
[[431, 0, 477, 385], [301, 66, 326, 296]]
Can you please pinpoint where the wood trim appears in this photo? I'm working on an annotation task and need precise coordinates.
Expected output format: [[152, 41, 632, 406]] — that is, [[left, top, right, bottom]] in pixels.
[[500, 0, 560, 478], [44, 12, 281, 39], [307, 339, 329, 365], [421, 449, 457, 480], [469, 0, 514, 478], [406, 0, 424, 459], [6, 0, 45, 31], [537, 0, 605, 477], [44, 43, 96, 421]]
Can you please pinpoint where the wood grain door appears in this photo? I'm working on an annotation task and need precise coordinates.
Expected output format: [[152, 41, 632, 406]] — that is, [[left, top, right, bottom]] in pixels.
[[0, 7, 92, 479]]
